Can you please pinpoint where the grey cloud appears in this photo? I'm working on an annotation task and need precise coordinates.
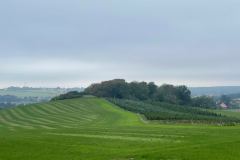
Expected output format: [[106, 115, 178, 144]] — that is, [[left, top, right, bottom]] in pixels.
[[0, 0, 239, 87]]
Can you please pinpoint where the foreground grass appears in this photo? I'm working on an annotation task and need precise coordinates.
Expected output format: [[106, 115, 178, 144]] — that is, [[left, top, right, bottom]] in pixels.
[[0, 98, 240, 160]]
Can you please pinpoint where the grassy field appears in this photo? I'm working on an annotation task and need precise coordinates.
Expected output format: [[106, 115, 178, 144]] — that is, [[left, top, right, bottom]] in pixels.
[[1, 98, 240, 160]]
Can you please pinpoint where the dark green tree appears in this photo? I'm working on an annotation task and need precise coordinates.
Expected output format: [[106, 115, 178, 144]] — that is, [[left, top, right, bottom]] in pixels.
[[192, 96, 216, 108], [175, 85, 191, 105], [85, 79, 130, 99], [156, 84, 178, 104], [148, 82, 158, 99], [129, 81, 149, 100]]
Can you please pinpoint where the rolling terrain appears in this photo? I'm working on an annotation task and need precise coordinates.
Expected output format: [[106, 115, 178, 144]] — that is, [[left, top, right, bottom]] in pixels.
[[1, 98, 240, 160]]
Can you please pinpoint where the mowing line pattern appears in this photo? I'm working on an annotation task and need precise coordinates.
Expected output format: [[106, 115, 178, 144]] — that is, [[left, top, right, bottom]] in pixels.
[[0, 98, 140, 130]]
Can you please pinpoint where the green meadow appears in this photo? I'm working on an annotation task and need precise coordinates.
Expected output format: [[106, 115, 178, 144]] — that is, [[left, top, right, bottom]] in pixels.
[[1, 98, 240, 160]]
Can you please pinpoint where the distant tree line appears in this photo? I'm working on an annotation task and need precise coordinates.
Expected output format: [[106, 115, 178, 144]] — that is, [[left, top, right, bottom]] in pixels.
[[0, 95, 48, 107]]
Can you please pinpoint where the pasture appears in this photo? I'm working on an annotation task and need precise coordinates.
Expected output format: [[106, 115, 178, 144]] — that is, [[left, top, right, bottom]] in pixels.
[[0, 98, 240, 160]]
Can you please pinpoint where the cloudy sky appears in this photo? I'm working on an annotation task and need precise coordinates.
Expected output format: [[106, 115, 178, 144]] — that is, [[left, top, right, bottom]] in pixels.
[[0, 0, 240, 88]]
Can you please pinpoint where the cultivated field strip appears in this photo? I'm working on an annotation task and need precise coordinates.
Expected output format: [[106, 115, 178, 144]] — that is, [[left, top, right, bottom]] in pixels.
[[0, 98, 140, 130]]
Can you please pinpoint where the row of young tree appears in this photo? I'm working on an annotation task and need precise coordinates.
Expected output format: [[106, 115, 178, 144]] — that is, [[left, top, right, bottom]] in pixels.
[[108, 98, 238, 123]]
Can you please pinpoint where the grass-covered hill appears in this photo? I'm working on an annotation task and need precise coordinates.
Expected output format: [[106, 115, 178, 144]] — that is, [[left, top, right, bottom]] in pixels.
[[1, 97, 240, 159], [0, 98, 141, 130], [50, 79, 239, 123]]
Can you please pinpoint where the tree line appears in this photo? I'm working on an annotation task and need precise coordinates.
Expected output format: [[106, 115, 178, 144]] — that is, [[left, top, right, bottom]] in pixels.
[[84, 79, 192, 105], [52, 79, 217, 109]]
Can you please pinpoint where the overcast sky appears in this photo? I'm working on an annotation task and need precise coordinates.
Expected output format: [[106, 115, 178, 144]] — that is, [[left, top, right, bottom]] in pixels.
[[0, 0, 240, 88]]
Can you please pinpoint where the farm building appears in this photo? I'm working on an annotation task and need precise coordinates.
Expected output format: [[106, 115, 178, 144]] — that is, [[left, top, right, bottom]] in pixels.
[[220, 102, 229, 109]]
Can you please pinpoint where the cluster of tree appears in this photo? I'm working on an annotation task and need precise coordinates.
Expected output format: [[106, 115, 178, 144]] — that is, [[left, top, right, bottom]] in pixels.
[[85, 79, 191, 105], [191, 94, 240, 109], [191, 96, 216, 109], [215, 94, 240, 109]]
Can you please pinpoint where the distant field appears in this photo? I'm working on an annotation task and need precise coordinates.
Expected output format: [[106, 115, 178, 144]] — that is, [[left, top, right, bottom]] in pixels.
[[0, 98, 240, 160], [0, 87, 83, 98], [0, 89, 62, 98]]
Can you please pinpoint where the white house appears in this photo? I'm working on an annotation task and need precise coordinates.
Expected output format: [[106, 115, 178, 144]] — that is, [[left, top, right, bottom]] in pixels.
[[220, 102, 228, 109]]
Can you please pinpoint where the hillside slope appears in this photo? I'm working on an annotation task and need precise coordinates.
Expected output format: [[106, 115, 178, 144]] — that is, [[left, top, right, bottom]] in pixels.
[[1, 98, 240, 160], [0, 98, 141, 130]]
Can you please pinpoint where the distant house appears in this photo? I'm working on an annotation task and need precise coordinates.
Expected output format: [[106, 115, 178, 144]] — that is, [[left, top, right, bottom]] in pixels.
[[220, 102, 229, 109]]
